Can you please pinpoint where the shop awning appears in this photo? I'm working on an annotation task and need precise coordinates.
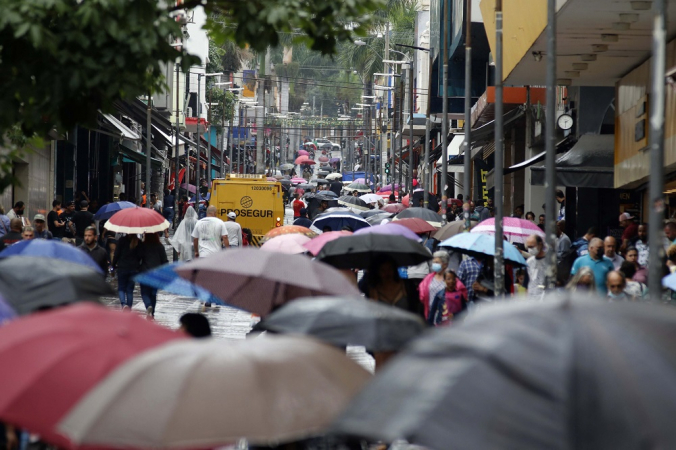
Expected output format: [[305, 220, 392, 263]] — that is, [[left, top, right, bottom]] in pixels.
[[152, 124, 174, 147], [530, 134, 614, 188], [118, 142, 163, 169], [100, 114, 140, 140]]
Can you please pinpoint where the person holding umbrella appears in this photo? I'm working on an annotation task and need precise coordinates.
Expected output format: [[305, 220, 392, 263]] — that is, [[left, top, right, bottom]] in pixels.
[[111, 233, 143, 310], [138, 233, 168, 317], [418, 251, 452, 320], [359, 256, 409, 311]]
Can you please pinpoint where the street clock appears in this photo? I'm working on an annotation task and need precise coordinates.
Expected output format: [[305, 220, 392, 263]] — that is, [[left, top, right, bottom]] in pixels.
[[557, 114, 574, 130]]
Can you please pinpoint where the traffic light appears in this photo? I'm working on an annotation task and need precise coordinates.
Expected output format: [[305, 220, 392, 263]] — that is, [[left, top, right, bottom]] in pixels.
[[385, 162, 390, 174]]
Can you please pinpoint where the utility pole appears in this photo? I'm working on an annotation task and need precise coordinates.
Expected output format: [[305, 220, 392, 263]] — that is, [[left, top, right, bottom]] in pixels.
[[384, 22, 391, 188], [648, 0, 667, 300], [544, 0, 558, 289], [494, 0, 504, 296], [173, 63, 180, 228], [423, 48, 433, 208], [145, 92, 152, 208], [256, 52, 266, 174], [196, 73, 201, 196], [398, 72, 405, 202], [462, 0, 472, 230], [441, 0, 450, 224], [408, 60, 414, 197]]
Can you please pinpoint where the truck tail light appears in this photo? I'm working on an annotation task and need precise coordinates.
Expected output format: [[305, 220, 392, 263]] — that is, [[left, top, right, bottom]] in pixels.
[[276, 217, 282, 227]]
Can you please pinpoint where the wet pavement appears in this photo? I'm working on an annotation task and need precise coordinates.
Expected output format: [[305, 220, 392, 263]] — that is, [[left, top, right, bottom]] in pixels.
[[101, 205, 375, 372]]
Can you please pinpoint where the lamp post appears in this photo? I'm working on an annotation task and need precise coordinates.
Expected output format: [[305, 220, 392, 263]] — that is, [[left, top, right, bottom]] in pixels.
[[194, 72, 223, 198]]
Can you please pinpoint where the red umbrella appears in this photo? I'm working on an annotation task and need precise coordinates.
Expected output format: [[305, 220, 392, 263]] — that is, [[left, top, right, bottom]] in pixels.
[[383, 202, 407, 214], [262, 225, 318, 243], [104, 207, 169, 234], [393, 217, 437, 234], [295, 156, 316, 165], [0, 303, 184, 449], [302, 231, 353, 256], [318, 156, 330, 163]]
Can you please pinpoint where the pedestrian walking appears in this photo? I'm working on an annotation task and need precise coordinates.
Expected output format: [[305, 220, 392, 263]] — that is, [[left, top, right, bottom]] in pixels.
[[72, 201, 95, 246], [525, 234, 547, 298], [79, 226, 109, 274], [474, 199, 490, 222], [572, 227, 597, 257], [624, 246, 647, 284], [457, 256, 482, 303], [0, 206, 10, 240], [224, 212, 243, 248], [555, 190, 566, 221], [359, 256, 409, 311], [603, 236, 624, 270], [418, 251, 451, 320], [21, 226, 34, 240], [162, 189, 175, 225], [619, 261, 647, 300], [47, 200, 65, 240], [631, 223, 649, 268], [293, 208, 312, 228], [170, 205, 198, 261], [32, 214, 53, 239], [139, 233, 168, 317], [428, 268, 467, 326], [565, 266, 596, 293], [570, 238, 614, 295], [618, 212, 638, 254], [6, 201, 30, 227], [192, 205, 229, 259], [555, 220, 571, 265], [292, 193, 304, 218], [0, 219, 23, 249], [59, 201, 77, 244], [606, 271, 629, 302], [111, 233, 142, 310]]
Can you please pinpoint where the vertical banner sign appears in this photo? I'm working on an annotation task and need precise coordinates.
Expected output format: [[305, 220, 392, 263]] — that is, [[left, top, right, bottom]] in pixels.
[[243, 70, 256, 98]]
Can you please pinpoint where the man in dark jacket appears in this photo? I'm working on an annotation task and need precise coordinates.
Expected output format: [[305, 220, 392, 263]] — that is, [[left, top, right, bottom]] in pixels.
[[79, 226, 109, 274], [474, 199, 491, 222], [329, 180, 343, 196], [293, 208, 313, 228]]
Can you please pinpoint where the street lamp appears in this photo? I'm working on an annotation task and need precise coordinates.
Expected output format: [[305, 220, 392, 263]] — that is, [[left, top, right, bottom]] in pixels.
[[195, 72, 224, 190]]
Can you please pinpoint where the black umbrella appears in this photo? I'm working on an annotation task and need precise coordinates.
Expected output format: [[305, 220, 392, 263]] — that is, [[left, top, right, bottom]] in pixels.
[[319, 190, 338, 198], [333, 295, 676, 450], [253, 296, 425, 352], [315, 179, 330, 185], [411, 190, 439, 212], [395, 207, 442, 227], [317, 234, 431, 269], [0, 257, 112, 315], [365, 213, 392, 225], [360, 209, 389, 218], [337, 196, 369, 211]]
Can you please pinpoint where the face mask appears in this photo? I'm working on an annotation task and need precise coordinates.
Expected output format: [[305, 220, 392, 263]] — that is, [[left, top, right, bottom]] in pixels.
[[431, 263, 443, 273], [608, 291, 625, 299], [527, 247, 539, 257]]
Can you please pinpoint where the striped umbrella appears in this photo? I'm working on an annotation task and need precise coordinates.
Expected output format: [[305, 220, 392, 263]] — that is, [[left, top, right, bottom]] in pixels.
[[470, 217, 545, 244]]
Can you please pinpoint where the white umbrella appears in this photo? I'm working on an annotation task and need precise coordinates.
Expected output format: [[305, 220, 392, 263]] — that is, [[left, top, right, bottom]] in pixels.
[[58, 335, 371, 448], [359, 193, 381, 204], [325, 173, 342, 180]]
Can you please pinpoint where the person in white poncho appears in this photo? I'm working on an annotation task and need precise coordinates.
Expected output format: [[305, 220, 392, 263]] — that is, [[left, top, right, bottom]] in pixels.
[[170, 206, 198, 261]]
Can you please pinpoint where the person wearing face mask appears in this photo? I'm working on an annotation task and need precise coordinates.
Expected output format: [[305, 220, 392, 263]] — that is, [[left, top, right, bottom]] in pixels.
[[418, 251, 451, 320], [565, 267, 596, 293], [606, 271, 629, 302], [525, 234, 547, 298], [570, 237, 614, 295]]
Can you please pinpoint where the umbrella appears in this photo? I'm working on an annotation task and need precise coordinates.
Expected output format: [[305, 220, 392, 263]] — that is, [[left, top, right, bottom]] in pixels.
[[262, 225, 317, 243], [395, 207, 442, 227], [319, 190, 338, 198], [360, 193, 382, 204], [382, 202, 406, 214], [0, 303, 184, 449], [317, 234, 432, 269], [134, 263, 223, 304], [297, 183, 316, 190], [260, 234, 312, 254], [104, 207, 169, 234], [345, 183, 371, 193], [0, 257, 112, 315], [337, 196, 370, 211], [295, 156, 316, 165], [366, 213, 393, 226], [354, 223, 420, 241], [312, 210, 371, 232], [279, 163, 295, 170], [93, 201, 136, 221], [663, 272, 676, 290], [439, 232, 526, 266], [353, 178, 366, 184], [334, 295, 676, 450], [0, 239, 103, 273], [254, 296, 425, 352], [180, 183, 197, 194], [329, 157, 341, 163], [325, 173, 342, 180], [58, 335, 371, 448], [175, 249, 360, 316], [433, 220, 478, 241], [378, 184, 400, 192], [0, 295, 16, 325], [302, 231, 353, 256], [305, 142, 317, 149], [297, 149, 309, 156], [279, 179, 292, 186], [393, 217, 438, 235], [318, 156, 330, 163], [291, 177, 307, 184], [266, 177, 277, 181], [471, 217, 546, 244], [360, 209, 390, 218], [315, 179, 330, 185]]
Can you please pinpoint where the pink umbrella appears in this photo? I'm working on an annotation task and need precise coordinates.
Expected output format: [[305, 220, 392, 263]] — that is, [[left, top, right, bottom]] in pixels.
[[260, 234, 312, 254], [266, 177, 278, 182], [104, 207, 169, 234], [291, 177, 307, 185], [303, 231, 353, 256], [378, 184, 400, 192], [295, 156, 316, 165], [180, 183, 197, 194], [470, 217, 545, 244], [353, 178, 366, 184], [318, 156, 330, 163], [383, 202, 406, 214], [298, 150, 309, 156]]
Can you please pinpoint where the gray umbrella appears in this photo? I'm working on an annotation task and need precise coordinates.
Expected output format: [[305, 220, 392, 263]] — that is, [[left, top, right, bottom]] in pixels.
[[253, 296, 425, 352], [333, 294, 676, 450]]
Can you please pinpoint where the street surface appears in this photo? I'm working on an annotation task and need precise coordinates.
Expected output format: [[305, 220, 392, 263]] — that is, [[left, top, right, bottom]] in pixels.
[[101, 202, 375, 372]]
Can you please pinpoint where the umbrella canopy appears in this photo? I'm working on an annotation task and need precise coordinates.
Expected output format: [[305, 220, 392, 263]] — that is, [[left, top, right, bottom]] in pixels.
[[354, 223, 420, 241], [0, 257, 112, 315], [0, 239, 103, 273], [663, 272, 676, 291], [0, 295, 16, 325], [395, 207, 442, 227], [360, 209, 390, 218], [262, 225, 317, 243], [439, 232, 526, 266], [360, 193, 382, 204], [297, 149, 309, 156], [433, 220, 478, 241], [134, 263, 223, 304], [337, 196, 370, 211], [393, 217, 438, 235], [279, 163, 295, 170], [318, 190, 338, 199], [334, 295, 676, 450], [58, 335, 371, 449], [93, 201, 136, 221], [266, 177, 277, 181], [471, 217, 546, 244], [180, 183, 197, 194], [0, 304, 184, 449], [260, 234, 311, 254], [318, 156, 330, 163], [295, 156, 316, 165], [104, 207, 169, 234], [345, 183, 371, 193], [315, 179, 330, 185], [329, 157, 341, 163], [302, 231, 353, 256], [291, 177, 307, 184], [353, 178, 366, 184], [366, 213, 393, 226], [312, 210, 371, 232], [279, 179, 292, 186], [175, 249, 360, 316], [382, 202, 406, 214], [317, 234, 432, 269], [297, 183, 316, 190], [325, 173, 342, 180], [254, 296, 425, 352], [378, 184, 400, 192]]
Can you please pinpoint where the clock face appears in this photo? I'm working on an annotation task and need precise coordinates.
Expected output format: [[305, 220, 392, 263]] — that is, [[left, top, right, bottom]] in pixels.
[[558, 114, 573, 130]]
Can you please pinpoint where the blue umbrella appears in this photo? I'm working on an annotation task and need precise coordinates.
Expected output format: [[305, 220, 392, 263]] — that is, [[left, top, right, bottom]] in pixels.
[[0, 294, 16, 325], [439, 232, 526, 266], [0, 239, 103, 273], [311, 210, 371, 232], [662, 273, 676, 291], [93, 201, 136, 220], [134, 262, 224, 304]]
